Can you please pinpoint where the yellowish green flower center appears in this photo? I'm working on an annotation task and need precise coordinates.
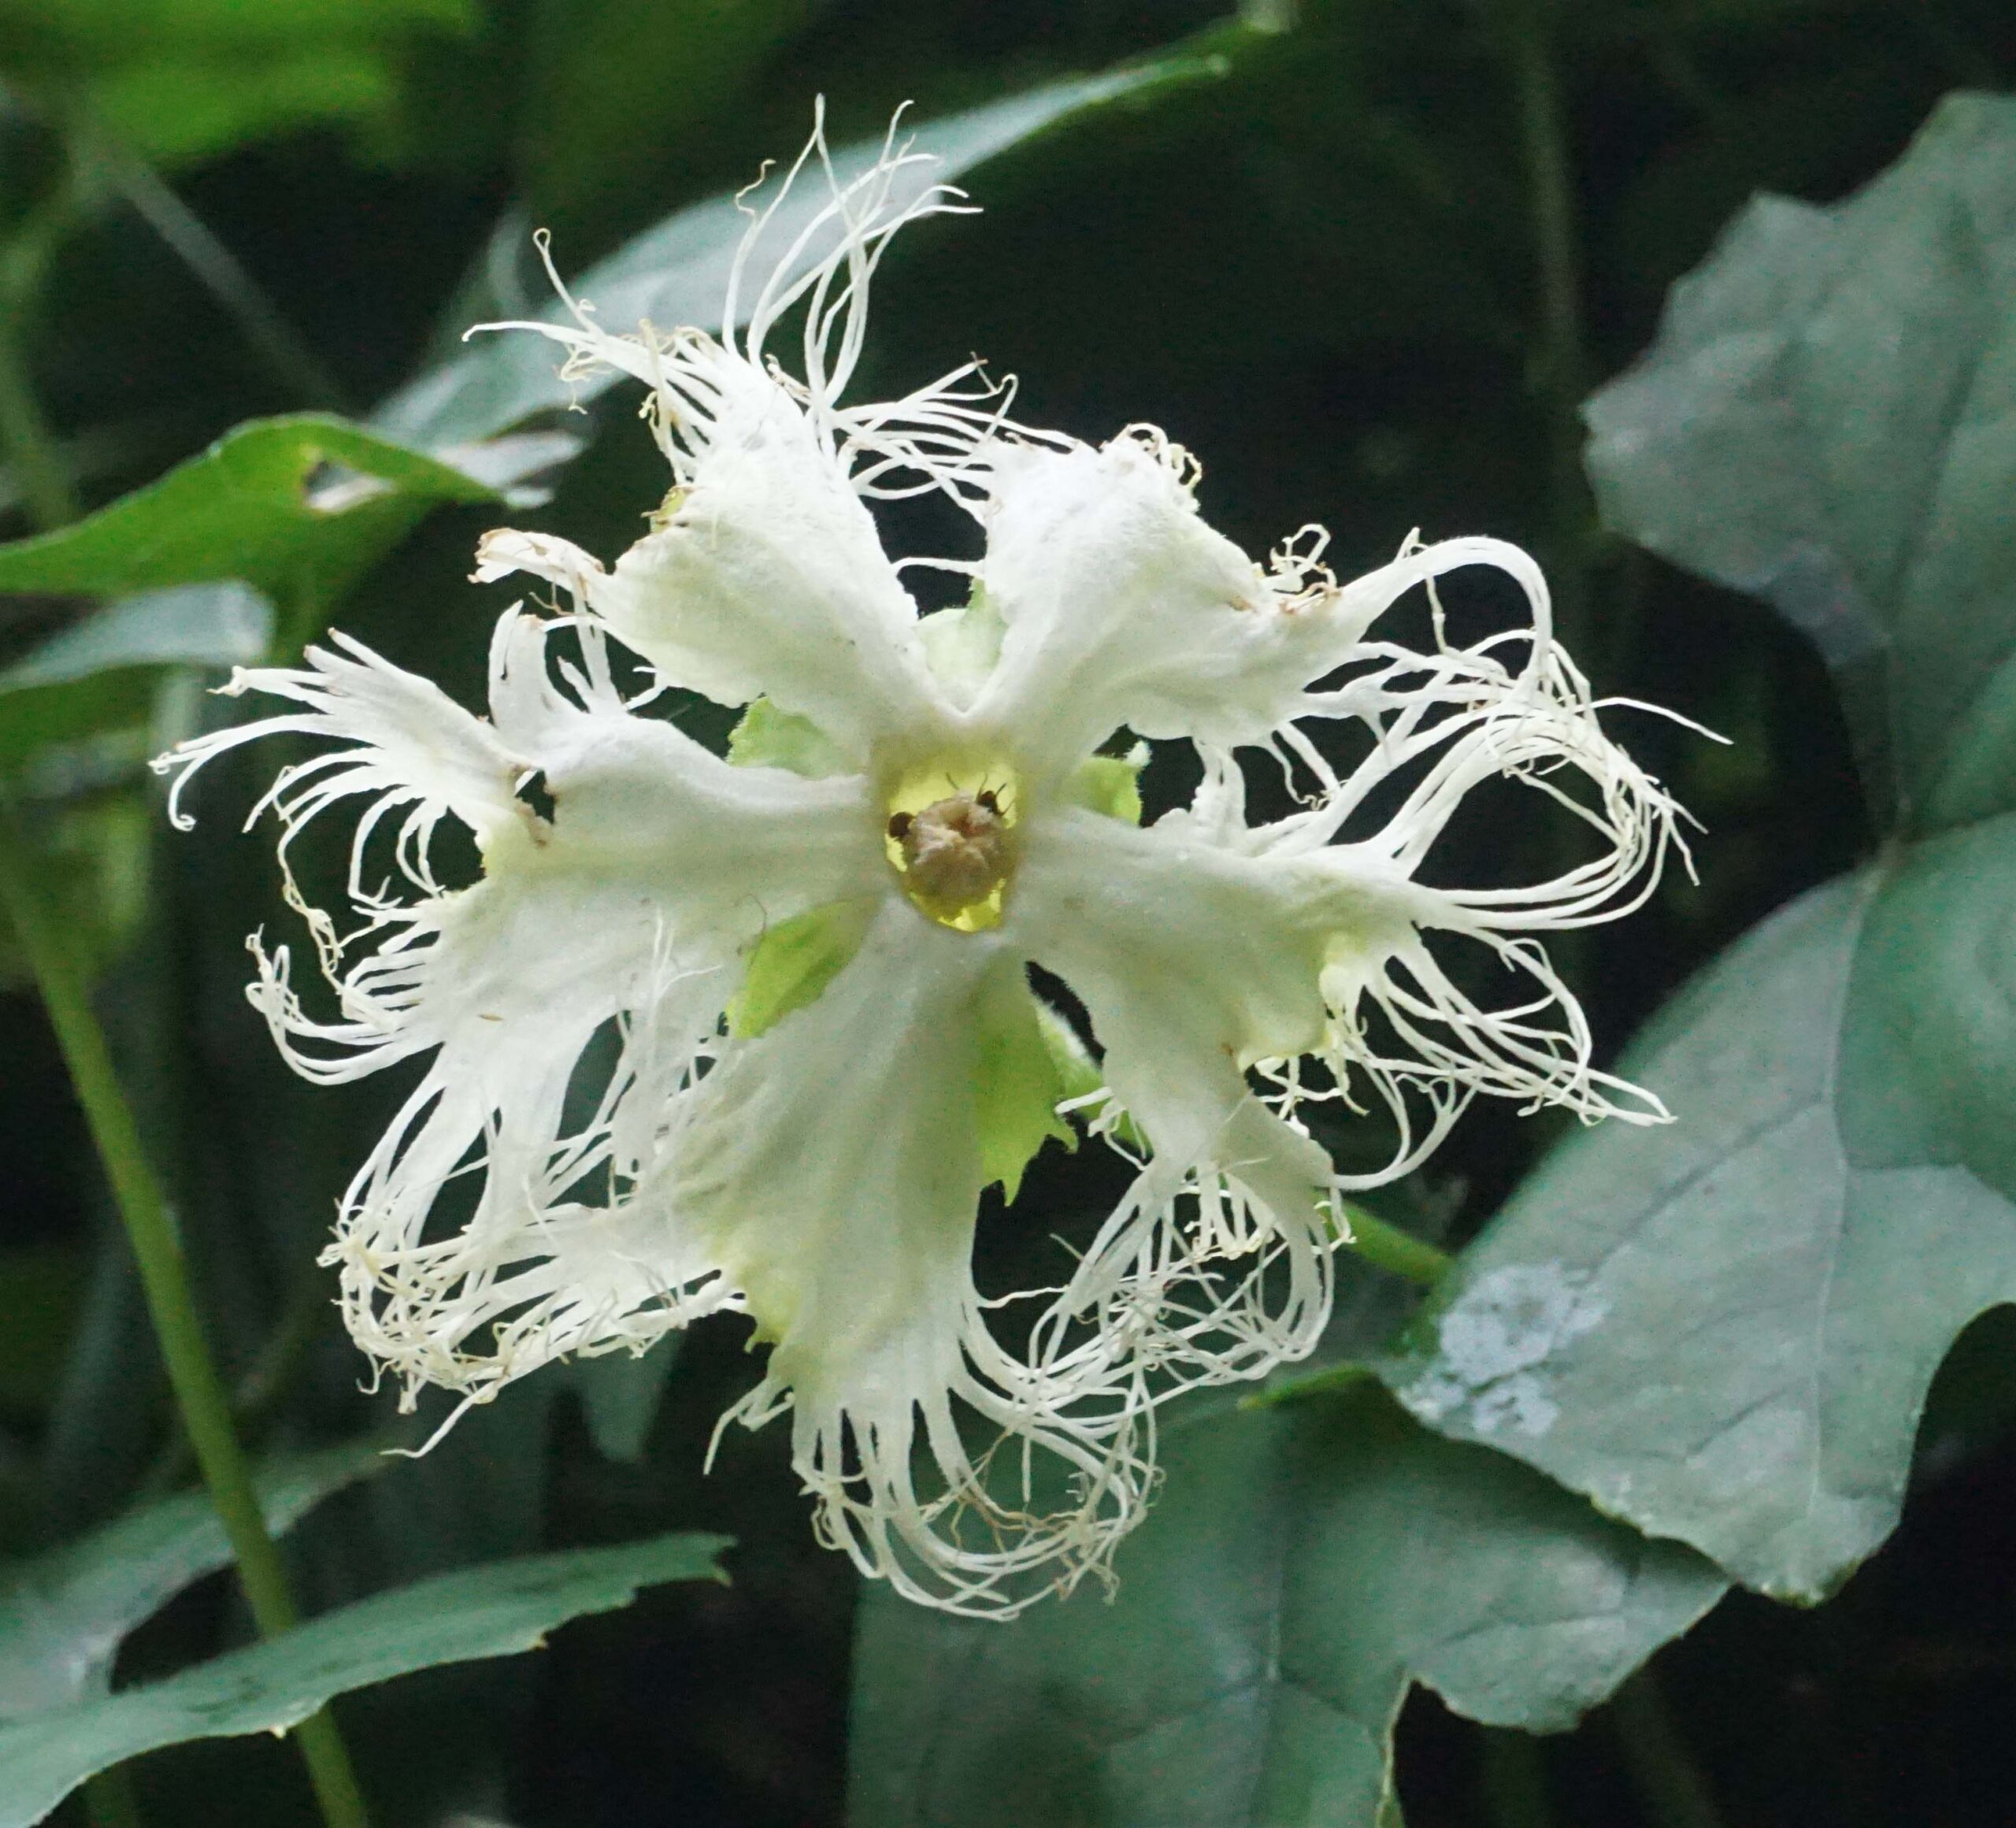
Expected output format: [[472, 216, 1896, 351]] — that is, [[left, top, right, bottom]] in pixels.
[[883, 760, 1021, 931]]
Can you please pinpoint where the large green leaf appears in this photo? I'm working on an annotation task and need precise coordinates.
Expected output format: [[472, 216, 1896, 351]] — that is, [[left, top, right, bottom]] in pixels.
[[376, 54, 1238, 449], [0, 414, 493, 638], [1584, 91, 2016, 836], [0, 1443, 382, 1720], [0, 1530, 728, 1827], [1380, 91, 2016, 1606], [849, 1384, 1722, 1828], [1375, 854, 2016, 1601]]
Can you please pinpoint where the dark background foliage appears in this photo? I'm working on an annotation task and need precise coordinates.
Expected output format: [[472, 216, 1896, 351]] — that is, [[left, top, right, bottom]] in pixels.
[[3, 3, 2014, 1825]]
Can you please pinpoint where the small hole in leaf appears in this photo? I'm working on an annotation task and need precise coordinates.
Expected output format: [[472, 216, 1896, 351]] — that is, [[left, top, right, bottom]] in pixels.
[[302, 458, 395, 515]]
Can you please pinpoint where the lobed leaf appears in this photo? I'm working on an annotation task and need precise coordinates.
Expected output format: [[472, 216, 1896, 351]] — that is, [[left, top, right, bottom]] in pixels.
[[1384, 90, 2016, 1605], [1584, 91, 2016, 836], [849, 1384, 1724, 1828]]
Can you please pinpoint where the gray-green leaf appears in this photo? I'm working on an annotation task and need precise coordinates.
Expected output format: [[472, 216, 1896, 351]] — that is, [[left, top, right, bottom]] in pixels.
[[848, 1387, 1722, 1828], [1379, 830, 2016, 1602], [0, 1530, 728, 1827], [1584, 90, 2016, 835], [1406, 88, 2016, 1609]]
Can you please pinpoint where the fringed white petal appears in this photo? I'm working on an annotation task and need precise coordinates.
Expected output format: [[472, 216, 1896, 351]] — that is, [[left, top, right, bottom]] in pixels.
[[158, 609, 885, 1416], [1010, 810, 1346, 1414], [169, 104, 1699, 1622], [969, 429, 1383, 778], [463, 111, 1058, 758], [667, 907, 1151, 1617], [472, 397, 941, 758]]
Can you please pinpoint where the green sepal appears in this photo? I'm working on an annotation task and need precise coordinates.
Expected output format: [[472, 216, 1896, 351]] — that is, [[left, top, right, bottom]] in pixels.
[[1035, 998, 1146, 1151], [725, 899, 876, 1038], [725, 696, 849, 778], [1065, 743, 1148, 825], [918, 588, 1006, 703], [971, 970, 1080, 1203]]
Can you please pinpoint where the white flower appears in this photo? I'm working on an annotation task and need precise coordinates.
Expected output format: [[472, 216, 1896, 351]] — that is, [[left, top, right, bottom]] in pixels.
[[158, 114, 1685, 1617]]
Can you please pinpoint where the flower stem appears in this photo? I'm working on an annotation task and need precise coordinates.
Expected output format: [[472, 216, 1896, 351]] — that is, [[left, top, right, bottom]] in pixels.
[[97, 144, 351, 414], [1335, 1203, 1453, 1287], [0, 801, 372, 1828]]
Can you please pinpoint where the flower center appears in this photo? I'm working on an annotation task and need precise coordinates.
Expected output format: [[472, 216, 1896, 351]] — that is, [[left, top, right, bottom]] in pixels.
[[884, 765, 1020, 932]]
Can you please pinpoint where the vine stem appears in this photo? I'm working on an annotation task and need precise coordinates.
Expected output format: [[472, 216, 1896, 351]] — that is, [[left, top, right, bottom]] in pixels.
[[1336, 1203, 1455, 1287], [1503, 0, 1604, 1009], [0, 802, 372, 1828], [1506, 0, 1595, 655]]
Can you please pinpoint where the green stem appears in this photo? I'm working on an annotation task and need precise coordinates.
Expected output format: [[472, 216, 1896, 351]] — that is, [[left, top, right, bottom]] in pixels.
[[1335, 1203, 1453, 1287], [0, 172, 83, 533], [1609, 1667, 1725, 1828], [0, 802, 372, 1828], [1506, 0, 1594, 661], [1503, 0, 1604, 1014]]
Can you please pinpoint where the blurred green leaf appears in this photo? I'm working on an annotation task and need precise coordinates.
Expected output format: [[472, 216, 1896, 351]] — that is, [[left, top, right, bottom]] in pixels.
[[1585, 90, 2016, 835], [1383, 91, 2016, 1607], [376, 52, 1240, 447], [87, 54, 398, 169], [850, 1385, 1723, 1828], [1, 583, 269, 690], [0, 0, 475, 166], [0, 415, 492, 634], [521, 0, 816, 222], [0, 0, 471, 58], [0, 1442, 383, 1721], [0, 580, 264, 777], [0, 1528, 728, 1826]]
